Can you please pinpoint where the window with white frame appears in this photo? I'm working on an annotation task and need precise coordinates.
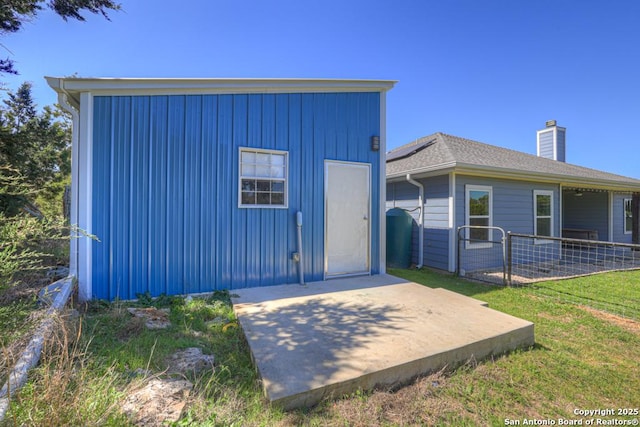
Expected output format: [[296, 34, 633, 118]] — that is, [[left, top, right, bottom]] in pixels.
[[534, 190, 554, 240], [465, 185, 492, 248], [624, 198, 632, 234], [239, 148, 288, 208]]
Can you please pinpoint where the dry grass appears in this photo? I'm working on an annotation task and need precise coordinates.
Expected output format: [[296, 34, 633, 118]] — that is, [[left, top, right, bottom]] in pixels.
[[319, 371, 478, 427], [4, 269, 640, 426], [3, 312, 131, 426], [578, 305, 640, 335]]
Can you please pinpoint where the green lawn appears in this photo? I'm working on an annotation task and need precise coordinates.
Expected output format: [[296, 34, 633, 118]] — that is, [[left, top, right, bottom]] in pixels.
[[3, 269, 640, 426], [389, 268, 640, 425], [528, 270, 640, 320]]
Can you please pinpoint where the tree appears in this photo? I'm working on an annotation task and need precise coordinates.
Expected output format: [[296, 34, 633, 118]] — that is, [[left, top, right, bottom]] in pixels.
[[1, 0, 120, 75], [3, 81, 37, 129], [0, 82, 71, 216]]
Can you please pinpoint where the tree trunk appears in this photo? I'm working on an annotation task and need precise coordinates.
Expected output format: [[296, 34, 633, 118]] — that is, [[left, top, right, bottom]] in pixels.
[[63, 185, 71, 222]]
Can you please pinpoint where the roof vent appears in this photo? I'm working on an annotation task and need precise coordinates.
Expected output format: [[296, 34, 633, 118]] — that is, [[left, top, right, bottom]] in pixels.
[[537, 120, 566, 162]]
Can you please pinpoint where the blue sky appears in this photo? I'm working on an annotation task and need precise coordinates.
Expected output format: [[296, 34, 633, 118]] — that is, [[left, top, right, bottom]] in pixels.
[[3, 0, 639, 178]]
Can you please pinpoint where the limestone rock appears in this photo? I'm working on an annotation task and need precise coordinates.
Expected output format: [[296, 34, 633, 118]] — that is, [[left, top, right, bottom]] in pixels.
[[122, 378, 193, 426], [166, 347, 215, 376], [126, 307, 171, 329]]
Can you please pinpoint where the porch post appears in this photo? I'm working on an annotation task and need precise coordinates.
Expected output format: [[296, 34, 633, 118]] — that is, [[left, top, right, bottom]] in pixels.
[[633, 193, 640, 246]]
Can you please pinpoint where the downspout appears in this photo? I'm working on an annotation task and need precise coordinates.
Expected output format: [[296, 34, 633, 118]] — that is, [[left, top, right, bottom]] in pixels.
[[296, 211, 305, 285], [54, 83, 80, 278], [406, 174, 424, 268]]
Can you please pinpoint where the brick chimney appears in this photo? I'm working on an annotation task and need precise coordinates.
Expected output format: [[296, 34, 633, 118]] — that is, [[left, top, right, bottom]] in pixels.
[[537, 120, 566, 162]]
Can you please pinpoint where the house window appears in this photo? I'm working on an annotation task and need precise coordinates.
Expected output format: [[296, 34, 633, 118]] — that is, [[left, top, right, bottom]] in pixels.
[[239, 148, 288, 208], [465, 185, 492, 248], [534, 190, 554, 240], [624, 198, 632, 234]]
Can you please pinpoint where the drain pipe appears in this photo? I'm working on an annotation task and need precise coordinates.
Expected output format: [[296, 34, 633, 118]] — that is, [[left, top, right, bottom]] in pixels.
[[406, 174, 424, 268], [296, 211, 305, 285], [54, 86, 80, 278], [0, 276, 75, 421]]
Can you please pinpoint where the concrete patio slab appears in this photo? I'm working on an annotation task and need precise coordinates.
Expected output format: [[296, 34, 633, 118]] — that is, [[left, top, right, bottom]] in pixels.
[[231, 274, 534, 410]]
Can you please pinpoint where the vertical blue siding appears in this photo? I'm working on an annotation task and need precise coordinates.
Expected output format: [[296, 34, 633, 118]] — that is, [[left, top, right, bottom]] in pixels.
[[91, 92, 381, 299], [91, 97, 111, 299], [149, 96, 169, 295]]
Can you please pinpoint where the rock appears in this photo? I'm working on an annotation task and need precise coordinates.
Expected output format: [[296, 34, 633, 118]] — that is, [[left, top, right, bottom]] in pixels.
[[126, 307, 171, 329], [122, 378, 193, 426], [166, 347, 215, 376]]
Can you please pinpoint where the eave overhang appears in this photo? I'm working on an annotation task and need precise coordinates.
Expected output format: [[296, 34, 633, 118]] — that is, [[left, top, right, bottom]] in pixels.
[[46, 77, 397, 107], [386, 162, 640, 193]]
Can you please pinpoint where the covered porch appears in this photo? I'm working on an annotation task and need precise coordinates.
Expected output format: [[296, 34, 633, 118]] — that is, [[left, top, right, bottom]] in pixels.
[[562, 187, 638, 244]]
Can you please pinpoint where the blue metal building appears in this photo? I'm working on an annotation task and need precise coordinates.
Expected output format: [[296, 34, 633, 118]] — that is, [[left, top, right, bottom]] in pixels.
[[47, 78, 395, 301]]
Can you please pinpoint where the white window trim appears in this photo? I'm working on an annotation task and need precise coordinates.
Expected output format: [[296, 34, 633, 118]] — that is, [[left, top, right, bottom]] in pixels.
[[534, 190, 554, 244], [624, 198, 632, 235], [465, 185, 493, 249], [238, 147, 289, 209]]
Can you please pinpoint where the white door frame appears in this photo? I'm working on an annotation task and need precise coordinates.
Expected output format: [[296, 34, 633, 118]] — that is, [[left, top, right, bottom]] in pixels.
[[324, 160, 371, 278]]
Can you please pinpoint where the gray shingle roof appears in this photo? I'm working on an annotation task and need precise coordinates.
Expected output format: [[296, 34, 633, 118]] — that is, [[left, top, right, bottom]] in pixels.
[[386, 132, 640, 190]]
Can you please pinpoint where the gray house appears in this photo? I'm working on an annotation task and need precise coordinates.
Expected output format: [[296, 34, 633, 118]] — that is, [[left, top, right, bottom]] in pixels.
[[386, 121, 640, 272]]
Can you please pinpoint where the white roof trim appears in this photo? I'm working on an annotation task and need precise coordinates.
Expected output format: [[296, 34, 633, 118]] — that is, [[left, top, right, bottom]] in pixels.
[[46, 77, 396, 107], [387, 162, 640, 192]]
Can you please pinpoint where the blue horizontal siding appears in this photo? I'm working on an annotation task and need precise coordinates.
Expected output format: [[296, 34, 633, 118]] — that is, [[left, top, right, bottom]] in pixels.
[[455, 175, 561, 271], [91, 92, 381, 300], [455, 176, 560, 235], [386, 175, 451, 271]]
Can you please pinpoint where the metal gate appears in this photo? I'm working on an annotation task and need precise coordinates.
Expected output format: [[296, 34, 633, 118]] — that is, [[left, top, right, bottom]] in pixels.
[[457, 226, 507, 285]]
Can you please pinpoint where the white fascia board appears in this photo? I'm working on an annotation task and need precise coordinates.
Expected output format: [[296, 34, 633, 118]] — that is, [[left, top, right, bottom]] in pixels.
[[45, 77, 397, 98], [396, 162, 640, 193], [448, 172, 457, 273], [386, 163, 456, 182], [379, 90, 387, 275], [455, 165, 640, 192]]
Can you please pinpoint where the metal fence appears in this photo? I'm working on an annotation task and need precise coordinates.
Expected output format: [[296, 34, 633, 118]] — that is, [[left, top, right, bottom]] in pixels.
[[456, 227, 640, 286], [507, 233, 640, 285]]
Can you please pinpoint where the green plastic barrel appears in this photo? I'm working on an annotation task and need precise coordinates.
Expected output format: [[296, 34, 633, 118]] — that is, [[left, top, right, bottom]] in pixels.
[[386, 208, 413, 268]]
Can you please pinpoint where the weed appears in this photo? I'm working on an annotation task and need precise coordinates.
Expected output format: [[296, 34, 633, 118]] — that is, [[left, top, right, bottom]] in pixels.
[[4, 312, 131, 426]]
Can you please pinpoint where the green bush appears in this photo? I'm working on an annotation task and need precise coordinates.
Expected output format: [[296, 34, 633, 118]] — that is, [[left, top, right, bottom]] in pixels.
[[0, 213, 68, 290]]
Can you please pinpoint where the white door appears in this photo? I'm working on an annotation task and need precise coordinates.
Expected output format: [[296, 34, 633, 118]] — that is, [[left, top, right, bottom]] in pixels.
[[325, 161, 371, 277]]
